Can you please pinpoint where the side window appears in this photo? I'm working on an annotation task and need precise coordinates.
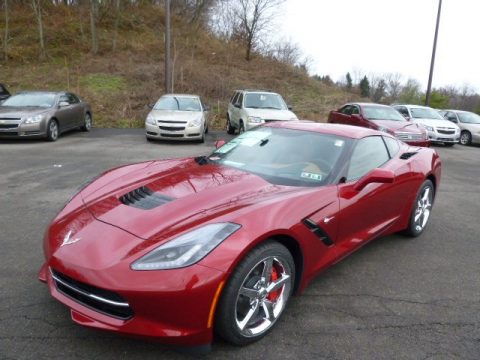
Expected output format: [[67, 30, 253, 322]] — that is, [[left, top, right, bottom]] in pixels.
[[59, 94, 70, 104], [396, 106, 409, 118], [340, 105, 352, 115], [351, 106, 360, 115], [446, 112, 458, 122], [66, 93, 79, 104], [347, 136, 390, 181], [384, 136, 400, 157], [236, 93, 244, 108]]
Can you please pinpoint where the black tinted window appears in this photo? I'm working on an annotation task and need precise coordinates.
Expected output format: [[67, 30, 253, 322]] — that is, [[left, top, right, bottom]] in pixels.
[[340, 105, 352, 115], [236, 93, 244, 107], [384, 136, 400, 157], [351, 106, 359, 115], [347, 136, 390, 181], [231, 92, 239, 104], [396, 106, 409, 117]]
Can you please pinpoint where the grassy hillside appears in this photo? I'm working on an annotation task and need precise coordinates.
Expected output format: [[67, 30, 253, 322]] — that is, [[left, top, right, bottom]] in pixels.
[[0, 3, 362, 128]]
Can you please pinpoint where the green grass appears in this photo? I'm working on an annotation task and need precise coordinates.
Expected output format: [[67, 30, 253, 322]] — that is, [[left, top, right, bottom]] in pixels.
[[80, 74, 127, 93]]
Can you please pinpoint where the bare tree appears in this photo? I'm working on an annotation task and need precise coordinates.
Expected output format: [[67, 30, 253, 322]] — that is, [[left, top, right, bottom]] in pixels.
[[2, 0, 8, 60], [31, 0, 46, 60], [269, 39, 301, 66], [112, 0, 120, 51], [385, 72, 402, 101], [89, 0, 98, 54]]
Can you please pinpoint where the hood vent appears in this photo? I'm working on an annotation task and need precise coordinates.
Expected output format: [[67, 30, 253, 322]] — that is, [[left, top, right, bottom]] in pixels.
[[119, 186, 174, 210], [400, 152, 418, 160]]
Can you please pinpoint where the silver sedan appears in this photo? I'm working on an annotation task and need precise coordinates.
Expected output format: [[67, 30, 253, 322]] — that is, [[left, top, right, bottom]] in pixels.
[[0, 91, 92, 141], [145, 94, 209, 142]]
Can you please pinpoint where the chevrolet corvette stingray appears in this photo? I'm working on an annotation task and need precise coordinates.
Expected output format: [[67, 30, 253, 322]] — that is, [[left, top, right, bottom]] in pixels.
[[39, 122, 441, 349]]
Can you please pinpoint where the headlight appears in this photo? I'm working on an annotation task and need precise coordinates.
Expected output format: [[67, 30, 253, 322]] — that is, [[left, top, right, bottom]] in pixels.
[[146, 114, 156, 125], [424, 125, 434, 131], [131, 223, 241, 270], [23, 114, 44, 124], [247, 116, 263, 124], [188, 117, 202, 127]]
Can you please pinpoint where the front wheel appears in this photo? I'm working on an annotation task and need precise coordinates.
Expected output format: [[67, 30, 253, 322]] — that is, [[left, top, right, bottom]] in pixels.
[[460, 131, 472, 145], [404, 179, 434, 237], [226, 115, 235, 135], [81, 113, 92, 132], [215, 241, 295, 346], [46, 120, 59, 142]]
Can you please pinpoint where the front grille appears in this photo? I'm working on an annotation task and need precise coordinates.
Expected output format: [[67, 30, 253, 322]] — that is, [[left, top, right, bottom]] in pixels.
[[0, 124, 19, 129], [0, 132, 18, 136], [158, 120, 187, 124], [395, 132, 423, 141], [0, 117, 21, 121], [264, 119, 280, 122], [437, 129, 455, 135], [119, 186, 175, 210], [51, 269, 133, 320], [159, 126, 185, 131], [161, 133, 183, 138]]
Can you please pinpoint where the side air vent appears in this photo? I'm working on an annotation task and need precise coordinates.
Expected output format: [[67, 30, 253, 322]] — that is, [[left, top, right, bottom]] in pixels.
[[400, 152, 418, 160], [119, 186, 174, 210], [302, 218, 334, 246]]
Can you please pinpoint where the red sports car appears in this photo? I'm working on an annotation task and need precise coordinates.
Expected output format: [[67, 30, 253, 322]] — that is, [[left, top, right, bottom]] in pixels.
[[328, 103, 430, 147], [39, 122, 441, 349]]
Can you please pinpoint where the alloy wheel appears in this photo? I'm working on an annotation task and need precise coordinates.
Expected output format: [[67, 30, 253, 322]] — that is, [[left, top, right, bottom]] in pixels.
[[234, 256, 291, 338], [413, 185, 433, 232]]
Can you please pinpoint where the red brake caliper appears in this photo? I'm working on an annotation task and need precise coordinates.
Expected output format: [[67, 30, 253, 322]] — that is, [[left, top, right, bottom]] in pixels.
[[267, 265, 281, 301]]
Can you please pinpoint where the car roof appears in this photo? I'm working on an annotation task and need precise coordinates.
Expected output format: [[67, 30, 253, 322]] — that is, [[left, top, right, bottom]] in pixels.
[[348, 102, 392, 108], [266, 121, 386, 139], [394, 104, 432, 109], [17, 91, 62, 95], [162, 94, 200, 98], [235, 89, 278, 95]]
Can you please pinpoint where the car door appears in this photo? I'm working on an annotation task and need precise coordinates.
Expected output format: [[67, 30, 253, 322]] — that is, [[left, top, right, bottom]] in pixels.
[[231, 92, 243, 128], [55, 94, 76, 131], [66, 93, 84, 127], [349, 105, 364, 126], [334, 136, 407, 258], [445, 111, 459, 125], [332, 105, 353, 124]]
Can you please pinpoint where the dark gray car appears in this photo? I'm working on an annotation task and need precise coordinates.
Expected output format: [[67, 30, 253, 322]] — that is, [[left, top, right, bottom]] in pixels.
[[0, 91, 92, 141]]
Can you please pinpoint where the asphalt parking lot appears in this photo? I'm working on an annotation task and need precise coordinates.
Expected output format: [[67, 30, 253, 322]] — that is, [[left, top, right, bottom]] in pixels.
[[1, 129, 479, 360]]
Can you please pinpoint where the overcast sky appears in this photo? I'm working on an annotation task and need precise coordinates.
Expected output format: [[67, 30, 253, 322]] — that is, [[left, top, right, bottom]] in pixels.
[[277, 0, 479, 91]]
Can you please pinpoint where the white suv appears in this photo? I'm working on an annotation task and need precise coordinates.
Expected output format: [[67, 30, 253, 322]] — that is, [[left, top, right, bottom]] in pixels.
[[226, 90, 298, 134], [393, 104, 460, 146]]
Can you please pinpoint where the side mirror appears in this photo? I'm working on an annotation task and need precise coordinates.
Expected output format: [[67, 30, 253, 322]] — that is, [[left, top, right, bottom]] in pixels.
[[215, 139, 226, 149], [288, 105, 293, 111], [148, 103, 154, 109], [58, 101, 69, 107], [204, 105, 210, 111], [354, 168, 395, 191], [234, 103, 241, 109]]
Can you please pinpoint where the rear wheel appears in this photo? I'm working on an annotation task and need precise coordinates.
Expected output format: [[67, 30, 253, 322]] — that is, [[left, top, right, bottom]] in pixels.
[[226, 115, 235, 135], [460, 131, 472, 145], [81, 113, 92, 132], [215, 241, 295, 345], [404, 179, 434, 237], [46, 119, 59, 142]]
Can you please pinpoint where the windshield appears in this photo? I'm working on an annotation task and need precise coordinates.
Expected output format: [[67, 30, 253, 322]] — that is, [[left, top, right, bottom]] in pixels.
[[154, 96, 201, 111], [1, 93, 56, 108], [458, 112, 480, 124], [363, 106, 405, 121], [410, 107, 444, 120], [209, 127, 349, 187], [244, 93, 287, 110]]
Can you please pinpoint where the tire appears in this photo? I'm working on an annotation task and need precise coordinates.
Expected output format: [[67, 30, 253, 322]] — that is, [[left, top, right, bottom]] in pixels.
[[215, 241, 295, 346], [81, 113, 92, 132], [46, 119, 59, 142], [226, 115, 235, 135], [239, 121, 245, 134], [403, 179, 435, 237], [460, 131, 472, 146], [205, 123, 209, 134]]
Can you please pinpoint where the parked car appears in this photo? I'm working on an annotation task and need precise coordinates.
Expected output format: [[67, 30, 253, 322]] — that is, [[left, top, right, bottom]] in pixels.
[[145, 94, 209, 142], [39, 122, 441, 348], [438, 109, 480, 146], [226, 89, 297, 134], [328, 103, 429, 146], [392, 104, 460, 146], [0, 91, 92, 141], [0, 83, 11, 103]]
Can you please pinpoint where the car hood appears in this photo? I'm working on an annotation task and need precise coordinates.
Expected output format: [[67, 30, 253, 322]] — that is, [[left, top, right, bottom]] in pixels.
[[148, 110, 202, 122], [411, 118, 459, 129], [80, 158, 309, 241], [0, 106, 52, 118], [245, 108, 297, 121], [371, 120, 423, 133]]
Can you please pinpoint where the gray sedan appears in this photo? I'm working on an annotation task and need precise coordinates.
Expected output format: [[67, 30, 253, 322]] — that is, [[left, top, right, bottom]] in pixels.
[[440, 110, 480, 145], [0, 91, 92, 141]]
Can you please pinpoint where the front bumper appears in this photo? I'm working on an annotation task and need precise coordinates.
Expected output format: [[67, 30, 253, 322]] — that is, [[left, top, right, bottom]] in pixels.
[[39, 260, 225, 346], [0, 121, 46, 138], [427, 130, 459, 143], [145, 123, 203, 141]]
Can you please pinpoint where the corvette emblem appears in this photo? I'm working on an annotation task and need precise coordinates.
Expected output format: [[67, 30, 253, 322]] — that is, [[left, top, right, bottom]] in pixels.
[[61, 230, 81, 247]]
